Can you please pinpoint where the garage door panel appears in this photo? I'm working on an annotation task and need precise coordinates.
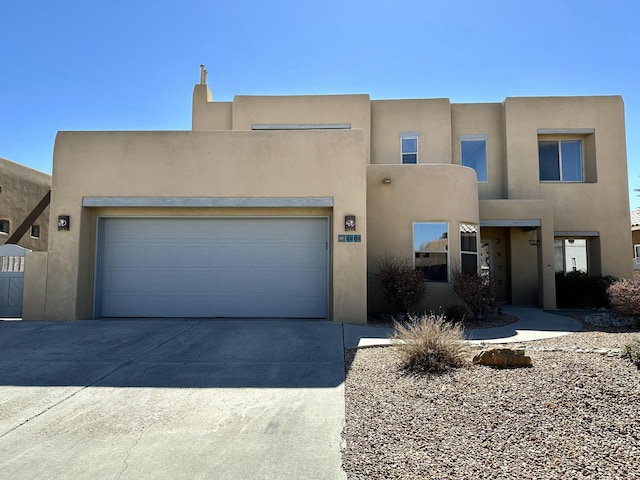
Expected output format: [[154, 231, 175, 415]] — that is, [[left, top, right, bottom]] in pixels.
[[181, 246, 217, 266], [99, 218, 328, 318], [217, 295, 254, 316], [103, 245, 141, 267], [217, 246, 253, 267], [253, 270, 290, 292], [174, 296, 214, 315], [143, 246, 178, 265], [217, 224, 252, 240], [289, 246, 327, 266], [104, 270, 140, 292], [141, 271, 175, 291], [290, 296, 326, 317], [254, 246, 290, 266], [174, 271, 216, 293], [139, 295, 178, 316], [215, 269, 253, 292], [289, 270, 327, 292], [105, 221, 143, 241], [102, 294, 139, 317]]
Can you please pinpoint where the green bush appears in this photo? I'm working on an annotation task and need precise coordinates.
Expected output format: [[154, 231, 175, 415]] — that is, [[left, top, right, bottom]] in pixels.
[[393, 313, 468, 373], [555, 272, 617, 309], [375, 255, 427, 314], [451, 269, 500, 319], [621, 338, 640, 368], [607, 277, 640, 323]]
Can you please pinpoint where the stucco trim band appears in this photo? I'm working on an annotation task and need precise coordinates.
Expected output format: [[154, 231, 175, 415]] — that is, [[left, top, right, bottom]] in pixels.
[[82, 197, 335, 208], [554, 231, 600, 237], [480, 219, 541, 227]]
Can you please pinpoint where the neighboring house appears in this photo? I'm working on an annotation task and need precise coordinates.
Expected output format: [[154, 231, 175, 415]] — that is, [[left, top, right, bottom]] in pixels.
[[0, 156, 51, 251], [22, 72, 632, 322], [631, 208, 640, 271]]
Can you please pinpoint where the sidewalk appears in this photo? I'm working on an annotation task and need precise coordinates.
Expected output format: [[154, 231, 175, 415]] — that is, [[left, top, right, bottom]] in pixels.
[[343, 306, 582, 348]]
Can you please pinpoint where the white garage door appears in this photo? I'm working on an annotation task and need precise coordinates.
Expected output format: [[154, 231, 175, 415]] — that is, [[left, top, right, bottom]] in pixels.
[[97, 217, 328, 318]]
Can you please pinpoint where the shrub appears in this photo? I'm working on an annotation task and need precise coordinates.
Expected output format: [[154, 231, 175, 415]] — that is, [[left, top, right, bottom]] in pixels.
[[607, 277, 640, 323], [451, 269, 500, 319], [375, 255, 427, 314], [441, 304, 469, 324], [556, 272, 617, 309], [393, 313, 468, 372], [621, 337, 640, 368]]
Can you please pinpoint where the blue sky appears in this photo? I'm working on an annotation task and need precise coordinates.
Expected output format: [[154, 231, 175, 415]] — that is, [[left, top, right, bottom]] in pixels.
[[2, 1, 639, 207]]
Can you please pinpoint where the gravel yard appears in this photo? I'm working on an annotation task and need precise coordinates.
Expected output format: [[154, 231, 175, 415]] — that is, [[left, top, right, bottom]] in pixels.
[[342, 323, 640, 479]]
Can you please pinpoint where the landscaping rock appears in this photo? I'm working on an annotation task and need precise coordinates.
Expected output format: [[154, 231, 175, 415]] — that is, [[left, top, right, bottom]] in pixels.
[[472, 347, 532, 368]]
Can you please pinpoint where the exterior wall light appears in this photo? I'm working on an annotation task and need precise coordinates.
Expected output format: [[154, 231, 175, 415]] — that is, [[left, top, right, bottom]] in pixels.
[[382, 178, 392, 184], [58, 215, 70, 231]]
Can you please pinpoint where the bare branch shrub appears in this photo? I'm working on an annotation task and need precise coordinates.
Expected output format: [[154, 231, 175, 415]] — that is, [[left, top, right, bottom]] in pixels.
[[375, 255, 427, 314], [451, 268, 500, 319]]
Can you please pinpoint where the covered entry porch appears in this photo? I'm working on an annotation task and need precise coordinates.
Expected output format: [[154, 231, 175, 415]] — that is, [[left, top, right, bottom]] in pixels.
[[479, 200, 556, 309]]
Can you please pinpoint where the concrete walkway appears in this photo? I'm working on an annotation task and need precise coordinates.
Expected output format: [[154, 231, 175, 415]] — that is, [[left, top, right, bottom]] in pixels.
[[343, 305, 583, 348], [465, 305, 582, 344]]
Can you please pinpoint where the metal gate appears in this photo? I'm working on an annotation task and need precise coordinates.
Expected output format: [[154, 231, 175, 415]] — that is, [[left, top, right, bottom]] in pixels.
[[0, 244, 30, 317]]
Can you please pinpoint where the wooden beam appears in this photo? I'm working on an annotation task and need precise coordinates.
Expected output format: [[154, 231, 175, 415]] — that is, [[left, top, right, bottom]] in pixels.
[[4, 190, 51, 245]]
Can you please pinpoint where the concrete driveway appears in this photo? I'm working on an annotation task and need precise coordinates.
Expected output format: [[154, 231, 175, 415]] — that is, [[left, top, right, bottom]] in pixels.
[[0, 318, 367, 480]]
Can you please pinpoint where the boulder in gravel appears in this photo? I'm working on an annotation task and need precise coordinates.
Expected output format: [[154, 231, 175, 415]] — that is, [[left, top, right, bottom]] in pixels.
[[473, 347, 532, 368]]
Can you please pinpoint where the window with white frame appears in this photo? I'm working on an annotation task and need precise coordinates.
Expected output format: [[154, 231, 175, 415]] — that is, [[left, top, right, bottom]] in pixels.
[[0, 220, 8, 234], [460, 136, 487, 182], [400, 134, 419, 164], [460, 224, 478, 274], [413, 222, 448, 282], [539, 140, 583, 182], [554, 238, 588, 274], [30, 225, 40, 239]]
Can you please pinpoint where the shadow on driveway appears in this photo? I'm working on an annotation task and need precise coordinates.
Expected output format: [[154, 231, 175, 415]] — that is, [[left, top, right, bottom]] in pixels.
[[0, 319, 346, 388]]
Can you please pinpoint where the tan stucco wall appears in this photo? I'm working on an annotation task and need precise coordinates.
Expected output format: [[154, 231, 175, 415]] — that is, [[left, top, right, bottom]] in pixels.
[[192, 85, 232, 130], [370, 99, 452, 165], [451, 103, 506, 199], [503, 96, 631, 279], [367, 164, 479, 313], [41, 129, 368, 323], [0, 157, 51, 251], [22, 251, 48, 319]]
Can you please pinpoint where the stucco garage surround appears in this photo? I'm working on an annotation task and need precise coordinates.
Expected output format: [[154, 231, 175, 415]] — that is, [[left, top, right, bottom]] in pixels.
[[42, 130, 367, 323], [96, 217, 328, 318]]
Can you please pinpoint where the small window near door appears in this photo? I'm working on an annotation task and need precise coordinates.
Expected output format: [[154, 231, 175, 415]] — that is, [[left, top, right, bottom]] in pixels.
[[30, 225, 40, 239], [635, 244, 640, 259], [0, 220, 9, 234], [460, 224, 478, 274]]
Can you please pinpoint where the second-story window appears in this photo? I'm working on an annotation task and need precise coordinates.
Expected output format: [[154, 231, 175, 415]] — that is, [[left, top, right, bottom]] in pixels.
[[400, 134, 419, 164], [539, 139, 583, 182], [460, 135, 488, 182]]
